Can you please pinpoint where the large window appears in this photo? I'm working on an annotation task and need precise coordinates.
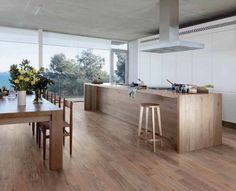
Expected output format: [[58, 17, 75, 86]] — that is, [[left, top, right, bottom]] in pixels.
[[0, 27, 38, 88], [0, 27, 128, 99], [43, 32, 111, 98], [111, 41, 128, 84]]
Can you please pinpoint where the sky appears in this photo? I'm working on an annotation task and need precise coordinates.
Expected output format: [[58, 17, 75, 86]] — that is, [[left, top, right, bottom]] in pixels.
[[0, 41, 111, 74]]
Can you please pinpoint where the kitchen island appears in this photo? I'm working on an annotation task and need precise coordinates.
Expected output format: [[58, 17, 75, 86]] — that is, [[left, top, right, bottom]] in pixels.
[[84, 83, 222, 153]]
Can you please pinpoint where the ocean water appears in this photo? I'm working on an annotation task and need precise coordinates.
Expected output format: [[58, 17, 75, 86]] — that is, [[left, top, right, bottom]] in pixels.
[[0, 72, 10, 88]]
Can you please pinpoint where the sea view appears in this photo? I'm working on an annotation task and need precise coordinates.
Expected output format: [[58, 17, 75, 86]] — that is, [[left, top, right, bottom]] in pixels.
[[0, 72, 10, 88]]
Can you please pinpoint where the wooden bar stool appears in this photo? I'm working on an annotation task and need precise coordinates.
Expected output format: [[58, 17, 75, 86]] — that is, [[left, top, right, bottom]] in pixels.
[[138, 103, 163, 152]]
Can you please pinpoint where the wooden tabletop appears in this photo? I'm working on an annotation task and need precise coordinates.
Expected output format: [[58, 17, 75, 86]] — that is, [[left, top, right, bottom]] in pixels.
[[0, 95, 60, 115], [0, 95, 63, 170]]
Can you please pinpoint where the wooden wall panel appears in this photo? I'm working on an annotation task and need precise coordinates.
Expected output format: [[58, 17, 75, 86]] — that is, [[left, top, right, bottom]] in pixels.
[[178, 94, 222, 153], [85, 84, 222, 153], [97, 87, 178, 148]]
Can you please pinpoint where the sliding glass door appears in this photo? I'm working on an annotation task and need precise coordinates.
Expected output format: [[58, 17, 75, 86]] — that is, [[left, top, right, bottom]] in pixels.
[[110, 41, 128, 84], [111, 49, 128, 84]]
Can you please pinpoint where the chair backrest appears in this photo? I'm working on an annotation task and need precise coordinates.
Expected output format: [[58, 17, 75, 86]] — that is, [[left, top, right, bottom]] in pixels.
[[54, 95, 62, 108], [47, 91, 54, 103], [63, 98, 73, 128], [51, 93, 54, 103], [46, 91, 51, 101], [46, 90, 48, 100], [43, 90, 47, 99]]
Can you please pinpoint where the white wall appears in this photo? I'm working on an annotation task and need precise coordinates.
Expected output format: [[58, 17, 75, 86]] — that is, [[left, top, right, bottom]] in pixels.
[[137, 18, 236, 123], [128, 40, 138, 83]]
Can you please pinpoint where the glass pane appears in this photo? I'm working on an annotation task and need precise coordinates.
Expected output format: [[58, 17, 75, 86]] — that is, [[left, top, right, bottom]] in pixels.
[[111, 40, 128, 50], [112, 50, 127, 84], [0, 42, 38, 89], [43, 46, 110, 99]]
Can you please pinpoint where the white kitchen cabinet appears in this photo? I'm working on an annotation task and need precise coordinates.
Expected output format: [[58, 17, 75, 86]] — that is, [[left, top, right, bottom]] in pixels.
[[212, 29, 236, 92], [222, 93, 236, 123], [138, 52, 150, 84], [176, 52, 193, 84], [150, 53, 162, 86], [137, 24, 236, 123], [161, 53, 177, 86]]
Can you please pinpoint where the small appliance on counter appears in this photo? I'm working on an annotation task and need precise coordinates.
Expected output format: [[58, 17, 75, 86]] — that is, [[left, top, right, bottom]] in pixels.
[[0, 89, 3, 99], [91, 76, 103, 84], [130, 78, 147, 89], [166, 79, 213, 94], [166, 79, 192, 93]]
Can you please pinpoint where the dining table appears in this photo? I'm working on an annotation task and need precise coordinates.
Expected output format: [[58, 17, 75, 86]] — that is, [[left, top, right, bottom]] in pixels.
[[0, 95, 63, 170]]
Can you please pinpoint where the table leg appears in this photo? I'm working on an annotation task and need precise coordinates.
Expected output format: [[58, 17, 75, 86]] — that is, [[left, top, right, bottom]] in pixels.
[[49, 110, 63, 170]]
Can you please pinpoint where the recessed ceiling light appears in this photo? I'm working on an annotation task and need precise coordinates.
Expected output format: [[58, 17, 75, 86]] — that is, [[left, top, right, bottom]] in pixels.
[[34, 5, 43, 16]]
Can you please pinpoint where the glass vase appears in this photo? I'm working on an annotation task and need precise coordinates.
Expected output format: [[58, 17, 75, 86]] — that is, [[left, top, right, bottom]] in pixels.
[[18, 91, 26, 106], [33, 89, 43, 104]]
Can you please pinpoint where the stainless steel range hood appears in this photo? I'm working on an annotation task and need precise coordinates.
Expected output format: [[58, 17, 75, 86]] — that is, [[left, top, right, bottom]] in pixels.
[[140, 0, 204, 53]]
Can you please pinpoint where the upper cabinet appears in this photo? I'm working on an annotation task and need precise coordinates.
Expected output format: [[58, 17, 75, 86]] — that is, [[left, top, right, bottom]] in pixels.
[[212, 29, 236, 92]]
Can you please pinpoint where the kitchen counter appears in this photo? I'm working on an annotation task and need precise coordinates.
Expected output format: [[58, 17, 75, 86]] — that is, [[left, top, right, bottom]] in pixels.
[[85, 83, 180, 98], [84, 83, 222, 153]]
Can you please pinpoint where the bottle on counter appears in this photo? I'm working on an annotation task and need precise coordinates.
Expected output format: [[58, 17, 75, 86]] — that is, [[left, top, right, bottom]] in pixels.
[[0, 89, 3, 99]]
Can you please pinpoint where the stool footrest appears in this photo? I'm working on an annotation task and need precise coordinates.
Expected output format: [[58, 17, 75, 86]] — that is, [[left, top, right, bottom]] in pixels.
[[147, 139, 162, 142]]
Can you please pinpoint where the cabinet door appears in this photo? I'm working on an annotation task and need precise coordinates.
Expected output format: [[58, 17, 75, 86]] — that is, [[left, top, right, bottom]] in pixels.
[[150, 53, 162, 86], [222, 93, 236, 123], [212, 29, 236, 92], [161, 53, 177, 86], [192, 33, 212, 86], [176, 52, 192, 84], [138, 52, 150, 85]]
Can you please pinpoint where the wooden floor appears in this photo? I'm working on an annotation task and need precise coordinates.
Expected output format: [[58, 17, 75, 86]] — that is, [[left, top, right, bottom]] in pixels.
[[0, 103, 236, 191]]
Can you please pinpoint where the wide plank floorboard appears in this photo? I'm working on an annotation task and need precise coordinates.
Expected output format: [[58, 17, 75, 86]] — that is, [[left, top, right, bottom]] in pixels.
[[0, 102, 236, 191]]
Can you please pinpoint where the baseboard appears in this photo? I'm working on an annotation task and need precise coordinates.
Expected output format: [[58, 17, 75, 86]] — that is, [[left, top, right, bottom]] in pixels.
[[223, 121, 236, 129]]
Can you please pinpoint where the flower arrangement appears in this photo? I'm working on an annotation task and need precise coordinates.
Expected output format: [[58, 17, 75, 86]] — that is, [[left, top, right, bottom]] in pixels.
[[10, 59, 54, 104], [9, 59, 35, 91], [10, 59, 54, 91], [31, 67, 54, 91]]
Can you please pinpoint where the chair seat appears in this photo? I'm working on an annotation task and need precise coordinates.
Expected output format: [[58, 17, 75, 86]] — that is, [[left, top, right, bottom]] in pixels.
[[38, 121, 70, 130], [140, 103, 159, 108]]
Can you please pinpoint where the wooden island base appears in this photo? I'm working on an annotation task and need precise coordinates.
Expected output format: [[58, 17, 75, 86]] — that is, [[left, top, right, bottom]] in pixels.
[[84, 83, 222, 153]]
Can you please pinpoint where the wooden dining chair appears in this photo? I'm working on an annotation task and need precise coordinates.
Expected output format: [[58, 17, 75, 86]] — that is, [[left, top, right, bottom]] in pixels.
[[38, 98, 73, 160], [47, 91, 54, 102], [36, 94, 62, 144], [54, 95, 62, 108], [46, 90, 50, 100], [50, 92, 54, 103], [43, 90, 47, 99]]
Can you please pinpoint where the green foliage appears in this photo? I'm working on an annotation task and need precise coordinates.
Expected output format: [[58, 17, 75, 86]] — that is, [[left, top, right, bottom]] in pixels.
[[114, 51, 126, 84], [9, 60, 34, 91], [47, 49, 109, 97], [32, 67, 54, 91], [9, 59, 54, 91]]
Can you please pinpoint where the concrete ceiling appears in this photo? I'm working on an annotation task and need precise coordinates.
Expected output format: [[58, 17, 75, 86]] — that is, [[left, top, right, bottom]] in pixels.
[[0, 0, 236, 41]]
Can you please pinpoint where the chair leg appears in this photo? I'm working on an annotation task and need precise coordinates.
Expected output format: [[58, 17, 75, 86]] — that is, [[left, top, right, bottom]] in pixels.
[[70, 128, 72, 156], [138, 106, 144, 136], [32, 122, 35, 136], [36, 124, 39, 144], [157, 107, 163, 147], [38, 129, 41, 148], [43, 130, 46, 160], [152, 107, 156, 152], [145, 108, 149, 139], [63, 128, 65, 146]]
